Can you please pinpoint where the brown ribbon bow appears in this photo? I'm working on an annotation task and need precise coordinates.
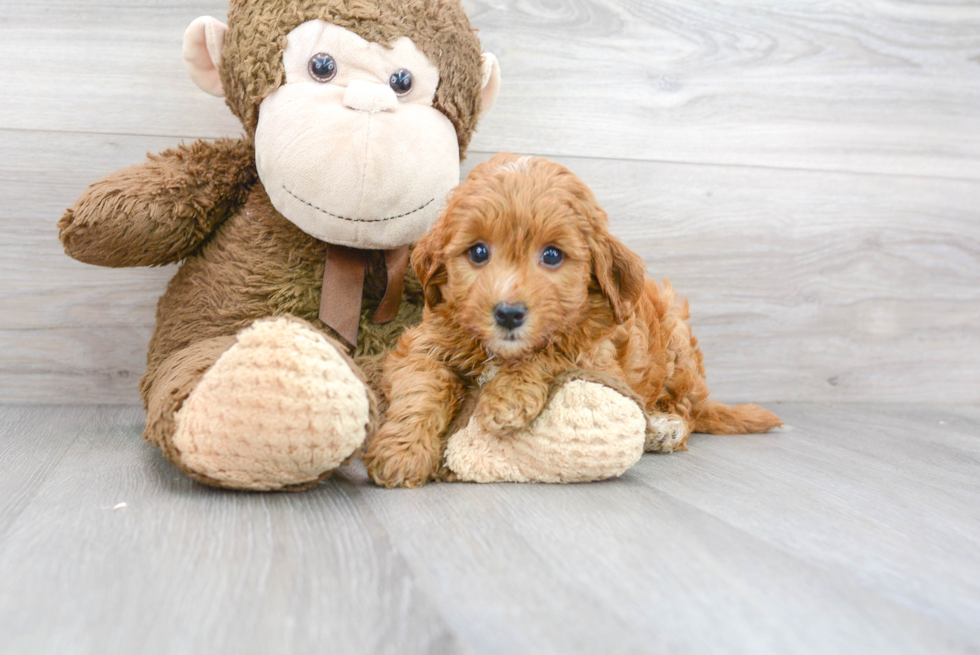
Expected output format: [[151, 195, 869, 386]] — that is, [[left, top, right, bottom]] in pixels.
[[318, 244, 410, 347]]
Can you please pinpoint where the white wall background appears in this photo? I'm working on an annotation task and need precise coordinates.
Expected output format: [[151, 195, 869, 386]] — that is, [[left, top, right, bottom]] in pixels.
[[1, 0, 978, 404]]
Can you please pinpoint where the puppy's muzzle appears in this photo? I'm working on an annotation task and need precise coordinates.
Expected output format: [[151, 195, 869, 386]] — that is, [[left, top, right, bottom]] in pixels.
[[493, 302, 527, 331]]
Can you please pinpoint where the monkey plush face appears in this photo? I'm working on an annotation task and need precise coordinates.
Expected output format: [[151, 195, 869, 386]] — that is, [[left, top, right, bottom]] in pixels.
[[253, 20, 459, 248], [183, 3, 500, 250]]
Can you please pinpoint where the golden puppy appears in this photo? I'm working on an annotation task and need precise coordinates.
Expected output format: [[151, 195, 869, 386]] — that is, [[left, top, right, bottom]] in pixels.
[[365, 154, 781, 488]]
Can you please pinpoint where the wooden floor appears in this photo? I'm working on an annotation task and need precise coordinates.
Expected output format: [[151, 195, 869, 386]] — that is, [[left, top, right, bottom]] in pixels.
[[1, 404, 978, 655], [2, 0, 979, 405], [1, 2, 979, 652]]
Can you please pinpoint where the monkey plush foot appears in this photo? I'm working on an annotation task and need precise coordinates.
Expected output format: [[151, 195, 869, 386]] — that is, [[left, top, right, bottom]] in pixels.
[[171, 317, 374, 491], [443, 370, 646, 484]]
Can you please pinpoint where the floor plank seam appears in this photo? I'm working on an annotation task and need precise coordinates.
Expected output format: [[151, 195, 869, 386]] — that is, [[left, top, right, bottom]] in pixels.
[[3, 126, 977, 184]]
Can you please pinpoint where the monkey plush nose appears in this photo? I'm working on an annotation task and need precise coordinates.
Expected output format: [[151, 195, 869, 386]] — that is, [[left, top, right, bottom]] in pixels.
[[493, 303, 527, 330], [343, 80, 399, 113]]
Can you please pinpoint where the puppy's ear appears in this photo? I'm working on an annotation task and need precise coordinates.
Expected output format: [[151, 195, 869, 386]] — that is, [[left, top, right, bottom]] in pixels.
[[591, 229, 647, 324], [559, 168, 646, 324], [412, 223, 448, 309]]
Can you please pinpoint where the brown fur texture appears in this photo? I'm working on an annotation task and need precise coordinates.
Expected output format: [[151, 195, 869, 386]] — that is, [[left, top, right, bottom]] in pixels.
[[57, 0, 482, 490], [221, 0, 485, 154], [132, 177, 419, 489], [58, 138, 257, 268], [364, 154, 782, 488]]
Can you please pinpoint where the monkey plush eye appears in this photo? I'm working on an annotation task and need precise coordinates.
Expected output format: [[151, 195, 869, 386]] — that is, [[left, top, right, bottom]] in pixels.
[[308, 53, 337, 82], [541, 246, 564, 267], [468, 243, 490, 265], [389, 69, 413, 95]]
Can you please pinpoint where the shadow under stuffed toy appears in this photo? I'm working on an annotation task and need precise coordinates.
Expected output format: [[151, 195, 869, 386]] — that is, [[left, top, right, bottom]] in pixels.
[[58, 0, 651, 490]]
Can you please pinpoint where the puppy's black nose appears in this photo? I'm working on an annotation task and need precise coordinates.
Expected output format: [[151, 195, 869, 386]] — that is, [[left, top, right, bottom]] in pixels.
[[494, 302, 527, 330]]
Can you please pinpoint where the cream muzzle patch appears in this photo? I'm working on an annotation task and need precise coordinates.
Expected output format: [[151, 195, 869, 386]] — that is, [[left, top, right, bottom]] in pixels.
[[254, 20, 460, 250]]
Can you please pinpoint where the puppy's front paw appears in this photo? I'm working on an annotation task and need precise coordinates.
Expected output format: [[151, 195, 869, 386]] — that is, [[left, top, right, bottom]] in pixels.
[[474, 394, 537, 436], [364, 426, 441, 489]]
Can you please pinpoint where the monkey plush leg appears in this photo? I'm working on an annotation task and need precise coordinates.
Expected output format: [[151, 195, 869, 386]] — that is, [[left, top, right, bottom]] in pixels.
[[144, 316, 376, 491], [444, 371, 647, 484]]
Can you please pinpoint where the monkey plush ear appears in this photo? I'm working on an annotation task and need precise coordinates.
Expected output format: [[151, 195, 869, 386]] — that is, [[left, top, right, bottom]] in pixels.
[[183, 16, 228, 97], [478, 53, 502, 119]]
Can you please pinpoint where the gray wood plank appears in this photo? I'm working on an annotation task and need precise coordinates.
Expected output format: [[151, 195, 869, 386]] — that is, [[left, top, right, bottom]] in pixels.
[[565, 157, 980, 404], [3, 129, 977, 403], [360, 476, 973, 654], [0, 406, 466, 655], [2, 0, 980, 403], [635, 404, 980, 639], [0, 3, 241, 140], [2, 404, 978, 654], [470, 0, 980, 179], [0, 327, 157, 403], [0, 406, 84, 540], [1, 1, 978, 178]]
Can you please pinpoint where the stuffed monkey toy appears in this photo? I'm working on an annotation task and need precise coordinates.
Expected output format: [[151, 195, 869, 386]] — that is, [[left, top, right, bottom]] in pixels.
[[58, 0, 648, 490]]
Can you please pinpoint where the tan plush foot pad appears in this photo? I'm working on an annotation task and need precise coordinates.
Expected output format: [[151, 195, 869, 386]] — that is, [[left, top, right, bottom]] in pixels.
[[444, 379, 646, 484], [173, 317, 371, 490]]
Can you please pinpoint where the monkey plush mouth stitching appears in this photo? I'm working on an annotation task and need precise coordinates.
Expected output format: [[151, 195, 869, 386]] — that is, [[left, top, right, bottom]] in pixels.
[[282, 185, 435, 223]]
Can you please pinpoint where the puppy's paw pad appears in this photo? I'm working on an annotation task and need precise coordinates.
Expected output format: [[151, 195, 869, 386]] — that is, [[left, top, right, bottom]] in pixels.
[[645, 414, 689, 453]]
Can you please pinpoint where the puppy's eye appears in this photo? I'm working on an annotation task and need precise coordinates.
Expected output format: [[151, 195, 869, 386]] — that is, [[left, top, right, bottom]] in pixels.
[[309, 53, 337, 83], [541, 246, 564, 267], [468, 243, 490, 265]]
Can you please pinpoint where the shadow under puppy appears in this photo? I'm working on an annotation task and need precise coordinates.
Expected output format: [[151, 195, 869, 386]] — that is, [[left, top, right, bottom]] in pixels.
[[365, 153, 782, 488]]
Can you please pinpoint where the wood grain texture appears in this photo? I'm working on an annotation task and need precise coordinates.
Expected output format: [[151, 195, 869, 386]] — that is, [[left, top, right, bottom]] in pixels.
[[1, 0, 979, 403], [0, 404, 977, 654], [3, 133, 976, 403], [2, 1, 979, 177], [469, 0, 980, 178], [0, 405, 466, 655], [0, 406, 85, 540], [634, 403, 980, 634]]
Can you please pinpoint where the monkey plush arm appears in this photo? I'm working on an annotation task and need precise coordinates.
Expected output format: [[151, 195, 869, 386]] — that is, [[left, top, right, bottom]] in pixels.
[[58, 137, 256, 267]]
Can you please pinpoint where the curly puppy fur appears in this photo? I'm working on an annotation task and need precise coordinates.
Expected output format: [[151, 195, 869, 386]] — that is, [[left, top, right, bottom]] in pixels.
[[364, 153, 782, 488]]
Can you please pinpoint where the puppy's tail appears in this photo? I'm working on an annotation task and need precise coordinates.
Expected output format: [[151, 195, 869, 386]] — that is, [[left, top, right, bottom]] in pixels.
[[692, 401, 782, 435]]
